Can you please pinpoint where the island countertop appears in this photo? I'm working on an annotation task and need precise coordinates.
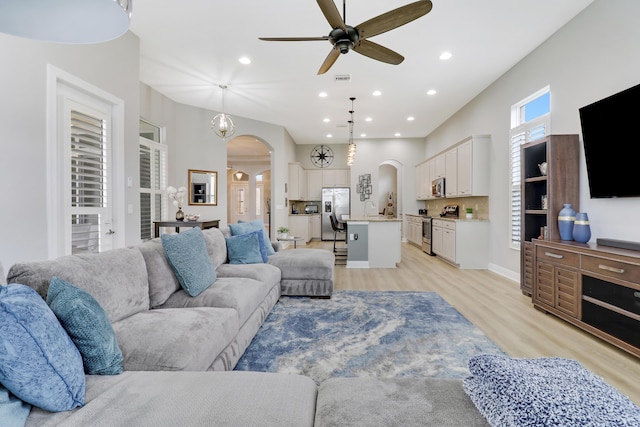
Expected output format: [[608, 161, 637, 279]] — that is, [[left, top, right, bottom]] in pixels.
[[344, 215, 402, 222]]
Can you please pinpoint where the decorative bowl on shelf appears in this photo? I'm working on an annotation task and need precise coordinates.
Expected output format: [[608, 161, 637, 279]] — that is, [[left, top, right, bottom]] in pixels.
[[185, 214, 200, 221]]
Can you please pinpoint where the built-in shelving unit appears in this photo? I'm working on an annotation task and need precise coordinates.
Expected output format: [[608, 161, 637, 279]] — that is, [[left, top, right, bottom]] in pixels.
[[520, 134, 580, 295]]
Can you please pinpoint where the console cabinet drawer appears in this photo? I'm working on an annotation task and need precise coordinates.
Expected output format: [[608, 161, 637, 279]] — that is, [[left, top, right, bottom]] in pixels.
[[581, 255, 640, 285], [535, 245, 579, 268]]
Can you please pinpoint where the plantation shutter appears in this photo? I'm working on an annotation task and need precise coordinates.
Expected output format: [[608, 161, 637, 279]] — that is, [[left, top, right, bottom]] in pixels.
[[139, 137, 167, 240], [69, 108, 109, 254]]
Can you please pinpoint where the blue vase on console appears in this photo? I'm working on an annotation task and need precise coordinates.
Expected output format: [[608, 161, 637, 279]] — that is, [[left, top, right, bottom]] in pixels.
[[558, 204, 576, 241], [573, 212, 591, 243]]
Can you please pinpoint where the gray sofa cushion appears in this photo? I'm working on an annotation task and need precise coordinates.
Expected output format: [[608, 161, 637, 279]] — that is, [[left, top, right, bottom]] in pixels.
[[136, 239, 181, 308], [315, 377, 489, 427], [7, 248, 149, 323], [160, 277, 277, 327], [26, 371, 318, 427], [112, 307, 238, 371], [202, 227, 229, 268], [268, 249, 334, 281], [216, 262, 281, 288]]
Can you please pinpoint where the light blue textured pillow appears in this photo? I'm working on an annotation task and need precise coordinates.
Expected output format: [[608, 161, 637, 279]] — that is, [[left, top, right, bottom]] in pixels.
[[46, 277, 124, 375], [226, 230, 266, 264], [0, 284, 85, 412], [161, 227, 217, 297], [231, 219, 275, 256], [0, 384, 31, 427]]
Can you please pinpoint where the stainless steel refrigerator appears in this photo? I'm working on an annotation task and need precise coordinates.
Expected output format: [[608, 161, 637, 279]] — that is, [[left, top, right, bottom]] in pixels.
[[321, 187, 350, 241]]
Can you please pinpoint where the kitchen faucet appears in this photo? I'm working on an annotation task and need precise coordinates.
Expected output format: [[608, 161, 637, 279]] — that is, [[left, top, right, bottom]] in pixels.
[[364, 201, 376, 218]]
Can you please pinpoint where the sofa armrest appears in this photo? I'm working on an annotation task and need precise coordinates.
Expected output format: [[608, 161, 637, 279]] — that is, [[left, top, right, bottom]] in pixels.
[[272, 241, 283, 252]]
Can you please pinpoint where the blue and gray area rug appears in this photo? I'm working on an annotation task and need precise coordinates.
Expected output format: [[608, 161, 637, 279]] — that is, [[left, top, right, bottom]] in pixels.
[[235, 291, 504, 383]]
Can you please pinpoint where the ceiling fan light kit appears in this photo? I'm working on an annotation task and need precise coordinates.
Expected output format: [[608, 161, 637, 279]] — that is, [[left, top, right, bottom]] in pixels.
[[0, 0, 133, 44], [259, 0, 433, 74]]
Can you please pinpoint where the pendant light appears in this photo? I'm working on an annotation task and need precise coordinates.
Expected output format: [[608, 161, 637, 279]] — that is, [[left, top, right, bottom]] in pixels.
[[211, 84, 236, 140], [347, 97, 356, 166], [0, 0, 133, 44]]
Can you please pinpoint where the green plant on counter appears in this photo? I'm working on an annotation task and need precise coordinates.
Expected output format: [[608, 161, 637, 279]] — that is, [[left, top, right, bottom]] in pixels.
[[277, 226, 289, 234], [465, 208, 473, 214]]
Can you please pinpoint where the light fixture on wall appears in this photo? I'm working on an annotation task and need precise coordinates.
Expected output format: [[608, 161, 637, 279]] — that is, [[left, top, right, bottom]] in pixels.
[[211, 84, 236, 140], [0, 0, 133, 44], [346, 97, 356, 166], [235, 171, 243, 180]]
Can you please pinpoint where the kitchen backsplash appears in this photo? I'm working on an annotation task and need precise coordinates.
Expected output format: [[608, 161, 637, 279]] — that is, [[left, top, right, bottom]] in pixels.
[[424, 196, 489, 219]]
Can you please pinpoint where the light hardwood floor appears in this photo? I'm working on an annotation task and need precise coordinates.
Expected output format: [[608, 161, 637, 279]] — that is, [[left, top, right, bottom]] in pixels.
[[303, 239, 640, 404]]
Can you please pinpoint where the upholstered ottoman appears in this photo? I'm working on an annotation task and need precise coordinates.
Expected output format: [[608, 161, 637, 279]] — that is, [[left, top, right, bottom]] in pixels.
[[267, 249, 334, 297]]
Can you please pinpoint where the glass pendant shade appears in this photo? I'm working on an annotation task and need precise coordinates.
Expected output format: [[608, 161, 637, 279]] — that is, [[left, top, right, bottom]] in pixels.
[[0, 0, 133, 44], [211, 113, 235, 139]]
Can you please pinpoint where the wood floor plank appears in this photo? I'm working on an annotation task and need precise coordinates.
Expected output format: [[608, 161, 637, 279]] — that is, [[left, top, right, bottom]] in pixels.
[[304, 239, 640, 404]]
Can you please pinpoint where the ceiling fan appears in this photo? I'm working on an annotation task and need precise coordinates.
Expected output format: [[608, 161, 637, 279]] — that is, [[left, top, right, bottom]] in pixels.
[[259, 0, 433, 75]]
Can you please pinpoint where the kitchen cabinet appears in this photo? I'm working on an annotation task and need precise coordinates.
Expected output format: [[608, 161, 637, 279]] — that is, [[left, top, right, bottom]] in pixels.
[[444, 150, 457, 197], [414, 161, 430, 200], [434, 154, 446, 178], [432, 219, 489, 269], [306, 170, 323, 201], [323, 169, 349, 187], [288, 163, 307, 200], [311, 214, 321, 239], [405, 214, 423, 247], [288, 215, 311, 243], [456, 136, 490, 197], [520, 135, 579, 295]]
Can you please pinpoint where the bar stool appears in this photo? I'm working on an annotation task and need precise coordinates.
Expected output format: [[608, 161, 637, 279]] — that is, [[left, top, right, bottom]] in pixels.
[[330, 212, 347, 264]]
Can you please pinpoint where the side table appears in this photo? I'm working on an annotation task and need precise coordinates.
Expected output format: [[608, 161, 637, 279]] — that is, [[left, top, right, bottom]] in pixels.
[[154, 219, 220, 238], [277, 236, 305, 248]]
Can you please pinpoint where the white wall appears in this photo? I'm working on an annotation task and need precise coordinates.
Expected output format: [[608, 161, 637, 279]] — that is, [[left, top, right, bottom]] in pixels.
[[423, 0, 640, 279], [0, 32, 140, 269]]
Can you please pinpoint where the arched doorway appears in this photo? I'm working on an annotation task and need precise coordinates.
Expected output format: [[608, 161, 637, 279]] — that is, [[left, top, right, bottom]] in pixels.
[[227, 136, 273, 234], [378, 160, 402, 217]]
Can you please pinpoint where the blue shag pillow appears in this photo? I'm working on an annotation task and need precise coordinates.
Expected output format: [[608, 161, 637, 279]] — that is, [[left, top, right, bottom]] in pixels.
[[230, 219, 275, 256], [161, 227, 217, 297], [226, 230, 266, 264], [463, 354, 640, 426], [0, 284, 85, 412], [46, 277, 124, 375], [0, 384, 31, 427]]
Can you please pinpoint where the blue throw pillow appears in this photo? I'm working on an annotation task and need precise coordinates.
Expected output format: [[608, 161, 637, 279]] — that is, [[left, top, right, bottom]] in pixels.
[[0, 284, 85, 412], [226, 230, 266, 264], [230, 219, 275, 256], [0, 385, 31, 427], [46, 277, 124, 375], [161, 227, 217, 297]]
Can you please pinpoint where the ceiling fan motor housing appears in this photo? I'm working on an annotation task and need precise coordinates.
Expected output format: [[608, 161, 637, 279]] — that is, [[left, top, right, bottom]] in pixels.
[[329, 26, 359, 54]]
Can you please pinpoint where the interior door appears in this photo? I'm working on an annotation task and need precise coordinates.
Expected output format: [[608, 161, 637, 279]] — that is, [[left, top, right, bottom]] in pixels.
[[229, 183, 249, 224]]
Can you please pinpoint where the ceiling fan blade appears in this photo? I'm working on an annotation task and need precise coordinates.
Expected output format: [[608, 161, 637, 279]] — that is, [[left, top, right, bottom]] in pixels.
[[356, 0, 432, 40], [353, 39, 404, 65], [317, 0, 347, 31], [259, 36, 329, 41], [317, 48, 341, 75]]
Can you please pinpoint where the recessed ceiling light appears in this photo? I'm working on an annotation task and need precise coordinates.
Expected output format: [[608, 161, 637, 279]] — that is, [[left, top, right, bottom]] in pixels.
[[360, 133, 367, 137], [365, 117, 372, 122], [319, 92, 328, 98], [323, 118, 330, 123], [439, 51, 452, 61], [407, 116, 415, 121], [427, 89, 437, 96], [326, 134, 333, 138], [372, 90, 382, 97], [238, 56, 251, 65], [395, 133, 401, 137]]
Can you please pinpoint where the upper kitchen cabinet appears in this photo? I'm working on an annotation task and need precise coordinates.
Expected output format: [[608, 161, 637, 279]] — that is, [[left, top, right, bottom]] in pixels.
[[455, 135, 491, 197], [323, 169, 350, 187], [288, 162, 307, 200], [415, 160, 431, 200], [306, 169, 323, 201]]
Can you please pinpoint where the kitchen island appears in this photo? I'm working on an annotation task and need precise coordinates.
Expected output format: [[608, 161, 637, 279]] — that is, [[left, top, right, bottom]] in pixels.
[[344, 216, 402, 268]]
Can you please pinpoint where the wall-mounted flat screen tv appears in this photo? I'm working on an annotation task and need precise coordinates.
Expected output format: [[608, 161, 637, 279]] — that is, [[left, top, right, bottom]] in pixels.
[[579, 82, 640, 198]]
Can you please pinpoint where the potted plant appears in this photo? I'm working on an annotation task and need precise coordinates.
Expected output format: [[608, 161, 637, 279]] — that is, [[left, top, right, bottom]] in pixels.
[[277, 226, 289, 239], [465, 207, 473, 219]]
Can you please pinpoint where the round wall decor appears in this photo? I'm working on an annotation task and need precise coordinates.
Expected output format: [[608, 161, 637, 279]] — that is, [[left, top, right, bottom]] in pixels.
[[310, 145, 334, 168]]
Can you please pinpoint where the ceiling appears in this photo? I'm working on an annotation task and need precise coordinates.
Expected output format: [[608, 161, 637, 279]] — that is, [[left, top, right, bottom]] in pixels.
[[130, 0, 593, 153]]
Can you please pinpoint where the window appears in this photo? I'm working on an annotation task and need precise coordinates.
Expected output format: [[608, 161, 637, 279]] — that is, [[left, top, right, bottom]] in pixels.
[[510, 87, 550, 249], [139, 119, 167, 240]]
